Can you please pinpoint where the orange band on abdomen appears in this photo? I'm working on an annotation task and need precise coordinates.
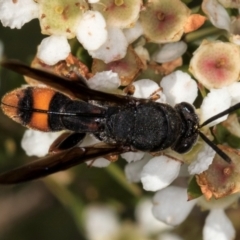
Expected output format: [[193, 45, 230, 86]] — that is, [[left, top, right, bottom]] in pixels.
[[30, 88, 56, 132]]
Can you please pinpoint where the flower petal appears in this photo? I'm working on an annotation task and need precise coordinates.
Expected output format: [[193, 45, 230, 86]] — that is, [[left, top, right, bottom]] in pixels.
[[124, 154, 151, 183], [152, 41, 187, 63], [132, 79, 161, 99], [86, 158, 111, 168], [21, 129, 61, 157], [152, 186, 197, 226], [121, 151, 145, 163], [83, 205, 120, 240], [141, 156, 181, 191], [88, 71, 121, 92], [0, 0, 39, 29], [89, 27, 128, 63], [135, 198, 173, 235], [202, 0, 230, 31], [200, 88, 231, 127], [76, 10, 108, 51], [203, 209, 235, 240], [37, 35, 71, 65], [123, 21, 143, 44], [188, 143, 215, 174], [160, 70, 198, 105], [227, 82, 240, 105]]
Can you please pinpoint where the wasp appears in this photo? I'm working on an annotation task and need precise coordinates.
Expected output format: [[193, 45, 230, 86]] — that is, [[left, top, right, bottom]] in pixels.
[[0, 60, 239, 184]]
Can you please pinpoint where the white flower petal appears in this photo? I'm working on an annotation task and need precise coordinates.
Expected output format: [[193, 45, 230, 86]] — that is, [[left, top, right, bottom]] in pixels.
[[202, 0, 231, 31], [200, 88, 231, 127], [135, 198, 173, 235], [124, 154, 151, 183], [83, 205, 120, 240], [134, 45, 150, 63], [21, 129, 61, 157], [160, 71, 198, 105], [89, 27, 128, 63], [152, 41, 187, 63], [79, 135, 110, 168], [132, 79, 160, 99], [123, 21, 143, 44], [37, 35, 71, 65], [121, 151, 145, 163], [203, 209, 235, 240], [152, 187, 197, 226], [227, 82, 240, 105], [141, 156, 181, 191], [76, 10, 107, 51], [86, 157, 111, 168], [88, 71, 121, 92], [188, 143, 215, 174], [0, 0, 39, 29]]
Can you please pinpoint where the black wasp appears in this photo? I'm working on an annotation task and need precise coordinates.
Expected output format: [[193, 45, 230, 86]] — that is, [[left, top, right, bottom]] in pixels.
[[0, 60, 238, 184]]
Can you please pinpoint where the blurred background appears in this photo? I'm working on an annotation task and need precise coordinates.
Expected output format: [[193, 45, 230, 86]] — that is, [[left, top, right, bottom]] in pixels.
[[0, 16, 240, 240]]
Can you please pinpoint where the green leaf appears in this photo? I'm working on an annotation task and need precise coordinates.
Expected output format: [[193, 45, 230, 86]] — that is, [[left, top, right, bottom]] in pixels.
[[187, 176, 202, 200]]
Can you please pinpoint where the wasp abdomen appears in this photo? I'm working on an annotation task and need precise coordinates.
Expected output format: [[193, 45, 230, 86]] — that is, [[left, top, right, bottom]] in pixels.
[[2, 87, 56, 131], [1, 87, 106, 133]]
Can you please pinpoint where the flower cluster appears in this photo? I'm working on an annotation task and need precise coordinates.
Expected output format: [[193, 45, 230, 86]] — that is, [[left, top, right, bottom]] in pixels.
[[2, 0, 240, 239]]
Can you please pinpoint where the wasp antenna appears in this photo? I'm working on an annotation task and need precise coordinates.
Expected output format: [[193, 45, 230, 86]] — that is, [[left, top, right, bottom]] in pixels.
[[200, 102, 240, 128], [198, 131, 231, 163]]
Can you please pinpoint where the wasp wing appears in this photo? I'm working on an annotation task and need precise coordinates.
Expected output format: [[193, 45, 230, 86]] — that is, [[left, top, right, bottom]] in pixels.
[[1, 60, 142, 104], [0, 145, 124, 184]]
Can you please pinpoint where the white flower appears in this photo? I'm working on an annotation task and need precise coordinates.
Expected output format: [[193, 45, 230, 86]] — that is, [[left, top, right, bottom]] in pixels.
[[152, 186, 238, 239], [83, 205, 120, 240], [188, 143, 216, 174], [0, 0, 39, 29], [121, 151, 145, 163], [203, 209, 235, 240], [200, 88, 231, 127], [160, 70, 198, 106], [123, 21, 143, 44], [140, 156, 181, 191], [76, 10, 108, 51], [152, 186, 197, 226], [88, 27, 128, 63], [80, 134, 111, 168], [135, 198, 173, 235], [88, 71, 121, 93], [124, 154, 151, 183], [21, 129, 61, 157], [132, 79, 163, 99], [134, 45, 150, 63], [202, 0, 240, 45], [85, 157, 111, 168], [152, 41, 187, 63], [227, 82, 240, 105], [37, 35, 71, 65], [202, 0, 230, 31]]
